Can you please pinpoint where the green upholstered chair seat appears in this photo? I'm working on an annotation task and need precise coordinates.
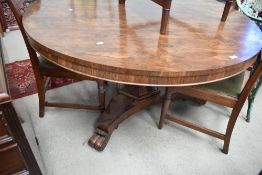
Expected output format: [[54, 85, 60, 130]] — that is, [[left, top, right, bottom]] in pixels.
[[199, 72, 245, 97]]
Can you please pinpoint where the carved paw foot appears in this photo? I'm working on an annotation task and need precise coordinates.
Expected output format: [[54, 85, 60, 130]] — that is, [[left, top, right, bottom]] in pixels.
[[88, 129, 111, 151]]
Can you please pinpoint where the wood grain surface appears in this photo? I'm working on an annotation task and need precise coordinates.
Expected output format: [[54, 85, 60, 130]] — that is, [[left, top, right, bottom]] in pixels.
[[23, 0, 262, 86]]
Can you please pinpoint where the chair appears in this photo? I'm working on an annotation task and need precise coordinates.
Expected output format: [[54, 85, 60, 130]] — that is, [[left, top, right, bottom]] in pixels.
[[236, 0, 262, 122], [7, 0, 105, 117], [159, 51, 262, 154], [119, 0, 234, 34]]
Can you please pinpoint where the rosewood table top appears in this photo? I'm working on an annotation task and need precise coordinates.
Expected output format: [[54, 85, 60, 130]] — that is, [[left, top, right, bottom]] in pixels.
[[23, 0, 262, 86]]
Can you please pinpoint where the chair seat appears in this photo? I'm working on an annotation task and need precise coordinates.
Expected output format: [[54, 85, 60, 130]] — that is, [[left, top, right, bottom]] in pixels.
[[200, 72, 245, 97], [39, 56, 95, 81]]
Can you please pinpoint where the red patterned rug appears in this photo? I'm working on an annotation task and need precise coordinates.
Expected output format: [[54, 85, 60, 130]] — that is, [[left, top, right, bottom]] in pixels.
[[6, 59, 78, 99], [1, 0, 34, 29]]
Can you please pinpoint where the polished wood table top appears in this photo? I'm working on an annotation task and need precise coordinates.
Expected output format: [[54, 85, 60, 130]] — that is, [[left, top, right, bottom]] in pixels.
[[23, 0, 262, 86]]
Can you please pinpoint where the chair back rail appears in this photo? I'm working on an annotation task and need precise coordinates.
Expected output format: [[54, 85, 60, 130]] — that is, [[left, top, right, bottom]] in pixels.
[[6, 0, 44, 97], [6, 0, 40, 67]]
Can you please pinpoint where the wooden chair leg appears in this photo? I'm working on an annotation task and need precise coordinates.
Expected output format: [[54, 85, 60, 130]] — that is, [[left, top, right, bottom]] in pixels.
[[159, 87, 172, 129], [223, 93, 249, 154], [221, 0, 233, 22], [223, 112, 239, 154], [98, 80, 105, 113], [223, 81, 257, 153], [160, 8, 170, 34], [160, 0, 172, 34], [36, 76, 46, 118], [223, 52, 262, 153], [119, 0, 126, 4]]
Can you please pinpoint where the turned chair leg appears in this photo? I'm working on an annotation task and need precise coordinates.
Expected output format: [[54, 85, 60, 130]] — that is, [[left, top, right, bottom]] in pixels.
[[98, 80, 106, 113], [160, 8, 170, 34], [221, 0, 233, 22], [159, 88, 172, 129], [160, 0, 172, 34]]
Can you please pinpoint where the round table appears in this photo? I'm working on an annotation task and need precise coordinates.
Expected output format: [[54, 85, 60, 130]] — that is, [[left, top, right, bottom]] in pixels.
[[23, 0, 262, 151]]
